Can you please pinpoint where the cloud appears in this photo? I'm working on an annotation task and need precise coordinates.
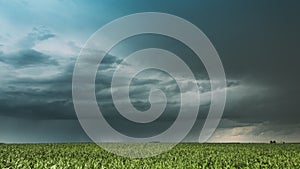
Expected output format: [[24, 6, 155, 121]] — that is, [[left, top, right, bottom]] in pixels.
[[0, 61, 74, 120], [209, 120, 300, 143], [18, 26, 55, 49], [0, 49, 58, 68], [0, 43, 297, 143], [0, 116, 89, 143]]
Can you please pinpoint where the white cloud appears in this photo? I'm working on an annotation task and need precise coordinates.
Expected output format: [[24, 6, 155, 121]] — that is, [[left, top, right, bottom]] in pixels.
[[34, 37, 80, 57]]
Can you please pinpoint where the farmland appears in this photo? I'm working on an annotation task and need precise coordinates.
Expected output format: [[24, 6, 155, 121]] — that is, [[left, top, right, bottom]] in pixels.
[[0, 143, 299, 169]]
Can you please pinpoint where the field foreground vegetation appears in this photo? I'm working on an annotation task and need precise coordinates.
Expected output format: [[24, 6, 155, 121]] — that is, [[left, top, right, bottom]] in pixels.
[[0, 143, 299, 168]]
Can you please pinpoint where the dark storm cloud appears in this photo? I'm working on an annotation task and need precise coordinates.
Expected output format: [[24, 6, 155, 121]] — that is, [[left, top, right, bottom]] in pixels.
[[0, 63, 74, 120], [0, 100, 75, 120], [223, 85, 300, 124], [0, 49, 58, 67], [0, 51, 144, 120], [186, 0, 300, 140]]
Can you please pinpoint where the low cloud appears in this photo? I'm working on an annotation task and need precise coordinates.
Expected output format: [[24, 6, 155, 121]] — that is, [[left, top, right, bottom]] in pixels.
[[209, 120, 300, 143], [0, 49, 58, 68]]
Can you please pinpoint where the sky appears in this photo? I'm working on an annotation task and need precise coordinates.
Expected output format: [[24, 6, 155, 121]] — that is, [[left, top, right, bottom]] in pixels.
[[0, 0, 300, 143]]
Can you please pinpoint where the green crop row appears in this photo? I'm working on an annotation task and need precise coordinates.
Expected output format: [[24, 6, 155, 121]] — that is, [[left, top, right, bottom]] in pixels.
[[0, 143, 299, 169]]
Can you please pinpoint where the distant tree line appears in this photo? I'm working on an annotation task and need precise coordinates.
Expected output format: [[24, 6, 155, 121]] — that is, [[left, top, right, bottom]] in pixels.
[[270, 140, 285, 144]]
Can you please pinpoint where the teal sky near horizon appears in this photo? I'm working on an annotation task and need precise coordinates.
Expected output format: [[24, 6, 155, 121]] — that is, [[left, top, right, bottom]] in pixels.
[[0, 0, 300, 143]]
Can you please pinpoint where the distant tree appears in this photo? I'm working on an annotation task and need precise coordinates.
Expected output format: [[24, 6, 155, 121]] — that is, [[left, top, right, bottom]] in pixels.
[[270, 140, 276, 144]]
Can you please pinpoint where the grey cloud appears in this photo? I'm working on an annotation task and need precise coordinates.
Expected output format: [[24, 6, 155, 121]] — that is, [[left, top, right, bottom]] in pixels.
[[1, 24, 299, 142], [0, 116, 89, 143], [0, 49, 58, 67], [222, 84, 300, 124], [0, 58, 74, 120], [0, 51, 127, 120], [226, 80, 240, 88], [101, 54, 122, 65], [0, 100, 75, 120]]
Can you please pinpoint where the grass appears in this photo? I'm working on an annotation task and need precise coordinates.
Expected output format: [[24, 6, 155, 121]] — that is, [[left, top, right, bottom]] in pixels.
[[0, 143, 299, 168]]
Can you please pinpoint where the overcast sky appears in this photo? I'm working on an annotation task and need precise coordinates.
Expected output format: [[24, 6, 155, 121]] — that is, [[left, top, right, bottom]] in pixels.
[[0, 0, 299, 143]]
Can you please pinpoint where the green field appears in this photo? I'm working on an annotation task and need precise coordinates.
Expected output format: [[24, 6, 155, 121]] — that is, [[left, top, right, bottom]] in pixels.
[[1, 143, 299, 169]]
